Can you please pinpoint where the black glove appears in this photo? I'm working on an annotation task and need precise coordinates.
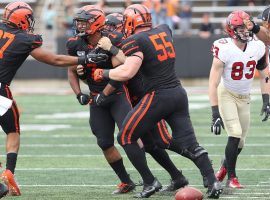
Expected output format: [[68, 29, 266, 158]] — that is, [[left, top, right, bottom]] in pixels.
[[94, 92, 107, 106], [261, 94, 270, 122], [86, 53, 109, 64], [211, 106, 224, 135], [76, 93, 91, 105]]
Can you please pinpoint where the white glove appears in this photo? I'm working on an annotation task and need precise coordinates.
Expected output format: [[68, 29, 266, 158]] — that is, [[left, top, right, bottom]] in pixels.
[[97, 37, 112, 51]]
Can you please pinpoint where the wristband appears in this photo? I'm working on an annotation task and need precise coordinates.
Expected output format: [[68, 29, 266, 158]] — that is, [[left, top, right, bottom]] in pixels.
[[109, 45, 119, 56], [103, 69, 110, 79], [251, 22, 260, 34], [78, 56, 86, 65]]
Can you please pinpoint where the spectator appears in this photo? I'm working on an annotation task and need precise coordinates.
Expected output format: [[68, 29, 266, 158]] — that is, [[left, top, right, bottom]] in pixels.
[[63, 5, 74, 37], [124, 0, 132, 8], [199, 13, 214, 39], [179, 0, 192, 35], [42, 3, 56, 30], [165, 0, 179, 32]]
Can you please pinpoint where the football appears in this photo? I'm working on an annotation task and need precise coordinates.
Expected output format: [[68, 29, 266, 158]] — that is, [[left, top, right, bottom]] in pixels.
[[175, 186, 203, 200]]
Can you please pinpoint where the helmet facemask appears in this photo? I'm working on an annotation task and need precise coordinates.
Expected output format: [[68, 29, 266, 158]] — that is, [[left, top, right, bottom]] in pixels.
[[233, 25, 252, 43]]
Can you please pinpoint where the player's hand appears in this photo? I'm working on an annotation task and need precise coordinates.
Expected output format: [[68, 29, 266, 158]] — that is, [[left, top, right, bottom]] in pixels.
[[261, 94, 270, 121], [76, 93, 91, 105], [94, 69, 104, 82], [86, 53, 108, 64], [97, 37, 112, 51], [211, 106, 224, 135], [244, 19, 254, 31], [94, 92, 107, 106]]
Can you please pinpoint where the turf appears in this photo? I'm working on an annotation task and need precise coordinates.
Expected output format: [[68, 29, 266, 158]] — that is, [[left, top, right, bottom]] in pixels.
[[0, 93, 269, 199]]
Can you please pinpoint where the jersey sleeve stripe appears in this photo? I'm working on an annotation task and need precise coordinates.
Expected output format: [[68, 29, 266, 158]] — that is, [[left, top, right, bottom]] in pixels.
[[124, 46, 139, 55], [122, 40, 136, 49]]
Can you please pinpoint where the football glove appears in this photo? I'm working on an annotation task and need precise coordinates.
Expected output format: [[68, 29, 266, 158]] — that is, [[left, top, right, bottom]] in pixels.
[[94, 92, 107, 106], [86, 53, 108, 64], [76, 93, 91, 105], [211, 106, 224, 135], [261, 94, 270, 122]]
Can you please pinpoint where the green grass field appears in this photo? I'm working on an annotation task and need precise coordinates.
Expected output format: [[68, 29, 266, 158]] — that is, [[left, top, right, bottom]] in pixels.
[[0, 92, 270, 199]]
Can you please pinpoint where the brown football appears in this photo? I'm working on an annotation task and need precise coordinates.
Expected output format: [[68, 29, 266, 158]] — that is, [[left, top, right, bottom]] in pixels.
[[175, 186, 203, 200]]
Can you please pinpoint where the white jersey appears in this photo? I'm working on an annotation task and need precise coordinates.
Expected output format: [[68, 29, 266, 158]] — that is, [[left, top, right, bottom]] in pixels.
[[212, 38, 266, 95]]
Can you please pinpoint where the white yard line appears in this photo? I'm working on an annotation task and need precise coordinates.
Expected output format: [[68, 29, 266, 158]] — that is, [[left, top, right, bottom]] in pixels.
[[1, 154, 270, 158], [12, 168, 270, 171], [0, 144, 269, 147]]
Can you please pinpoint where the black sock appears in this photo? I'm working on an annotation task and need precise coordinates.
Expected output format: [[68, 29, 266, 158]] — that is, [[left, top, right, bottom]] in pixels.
[[123, 143, 155, 184], [147, 146, 181, 180], [109, 158, 132, 184], [225, 137, 240, 179], [193, 154, 216, 186], [223, 148, 242, 168], [6, 152, 17, 174]]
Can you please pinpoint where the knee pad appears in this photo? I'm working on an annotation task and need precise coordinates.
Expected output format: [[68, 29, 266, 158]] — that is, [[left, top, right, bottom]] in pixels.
[[182, 144, 208, 161], [97, 139, 114, 151]]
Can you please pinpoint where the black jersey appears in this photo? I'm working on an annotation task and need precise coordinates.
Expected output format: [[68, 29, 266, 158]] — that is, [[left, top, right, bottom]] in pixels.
[[66, 36, 122, 93], [121, 24, 180, 92], [0, 23, 42, 85]]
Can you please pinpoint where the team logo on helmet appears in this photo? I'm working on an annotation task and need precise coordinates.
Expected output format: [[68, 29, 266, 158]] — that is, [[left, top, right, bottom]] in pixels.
[[122, 4, 152, 37], [226, 10, 252, 43], [74, 5, 105, 36], [2, 1, 35, 32]]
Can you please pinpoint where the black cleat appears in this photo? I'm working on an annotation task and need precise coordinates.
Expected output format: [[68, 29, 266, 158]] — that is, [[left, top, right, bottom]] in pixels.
[[203, 175, 208, 188], [207, 181, 223, 199], [0, 183, 8, 199], [161, 175, 189, 192], [112, 182, 136, 194], [133, 178, 161, 198]]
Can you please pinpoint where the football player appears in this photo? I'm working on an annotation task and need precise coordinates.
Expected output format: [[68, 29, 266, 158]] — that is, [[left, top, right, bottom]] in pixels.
[[93, 4, 223, 198], [67, 5, 137, 194], [209, 10, 270, 189], [96, 13, 189, 192], [0, 1, 94, 196]]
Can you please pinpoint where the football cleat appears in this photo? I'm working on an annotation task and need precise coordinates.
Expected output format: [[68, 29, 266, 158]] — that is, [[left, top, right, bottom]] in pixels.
[[161, 174, 189, 192], [0, 183, 8, 199], [207, 181, 223, 199], [226, 177, 244, 189], [112, 182, 135, 194], [133, 178, 161, 198], [1, 169, 21, 196]]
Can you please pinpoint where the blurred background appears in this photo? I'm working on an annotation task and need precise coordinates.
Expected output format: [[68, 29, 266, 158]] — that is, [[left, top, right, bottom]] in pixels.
[[0, 0, 267, 80]]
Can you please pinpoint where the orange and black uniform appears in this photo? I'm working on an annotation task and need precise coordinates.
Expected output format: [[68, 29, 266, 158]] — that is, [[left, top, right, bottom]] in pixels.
[[0, 23, 42, 134], [108, 30, 172, 149], [118, 24, 216, 186], [66, 36, 132, 151]]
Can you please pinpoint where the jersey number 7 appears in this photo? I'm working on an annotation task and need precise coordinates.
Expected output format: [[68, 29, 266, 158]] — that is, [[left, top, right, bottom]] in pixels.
[[0, 30, 15, 59], [149, 32, 175, 62]]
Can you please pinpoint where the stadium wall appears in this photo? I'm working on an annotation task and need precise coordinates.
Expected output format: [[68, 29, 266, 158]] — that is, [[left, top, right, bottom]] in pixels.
[[15, 35, 221, 79]]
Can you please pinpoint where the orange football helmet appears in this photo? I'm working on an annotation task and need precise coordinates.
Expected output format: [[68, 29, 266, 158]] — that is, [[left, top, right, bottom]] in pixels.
[[226, 10, 252, 43], [123, 4, 152, 37], [74, 5, 105, 36], [2, 1, 35, 32]]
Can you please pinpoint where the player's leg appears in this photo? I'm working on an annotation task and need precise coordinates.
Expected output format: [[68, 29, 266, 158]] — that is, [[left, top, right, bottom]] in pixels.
[[164, 86, 222, 198], [0, 85, 20, 196], [89, 104, 134, 194], [117, 92, 163, 198], [218, 85, 244, 188], [140, 127, 188, 192]]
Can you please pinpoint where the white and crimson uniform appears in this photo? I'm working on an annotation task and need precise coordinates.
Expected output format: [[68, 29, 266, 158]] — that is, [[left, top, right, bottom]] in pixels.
[[212, 37, 266, 147]]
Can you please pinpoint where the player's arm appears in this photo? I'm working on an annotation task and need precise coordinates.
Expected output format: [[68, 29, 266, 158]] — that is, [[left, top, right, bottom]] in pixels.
[[94, 52, 143, 82], [97, 36, 126, 66], [245, 20, 270, 45], [209, 57, 224, 106], [256, 50, 270, 121], [68, 65, 90, 105], [209, 57, 225, 135], [30, 47, 85, 67]]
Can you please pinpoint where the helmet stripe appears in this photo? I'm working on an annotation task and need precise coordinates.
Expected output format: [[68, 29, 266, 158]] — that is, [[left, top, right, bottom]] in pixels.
[[6, 6, 32, 21]]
